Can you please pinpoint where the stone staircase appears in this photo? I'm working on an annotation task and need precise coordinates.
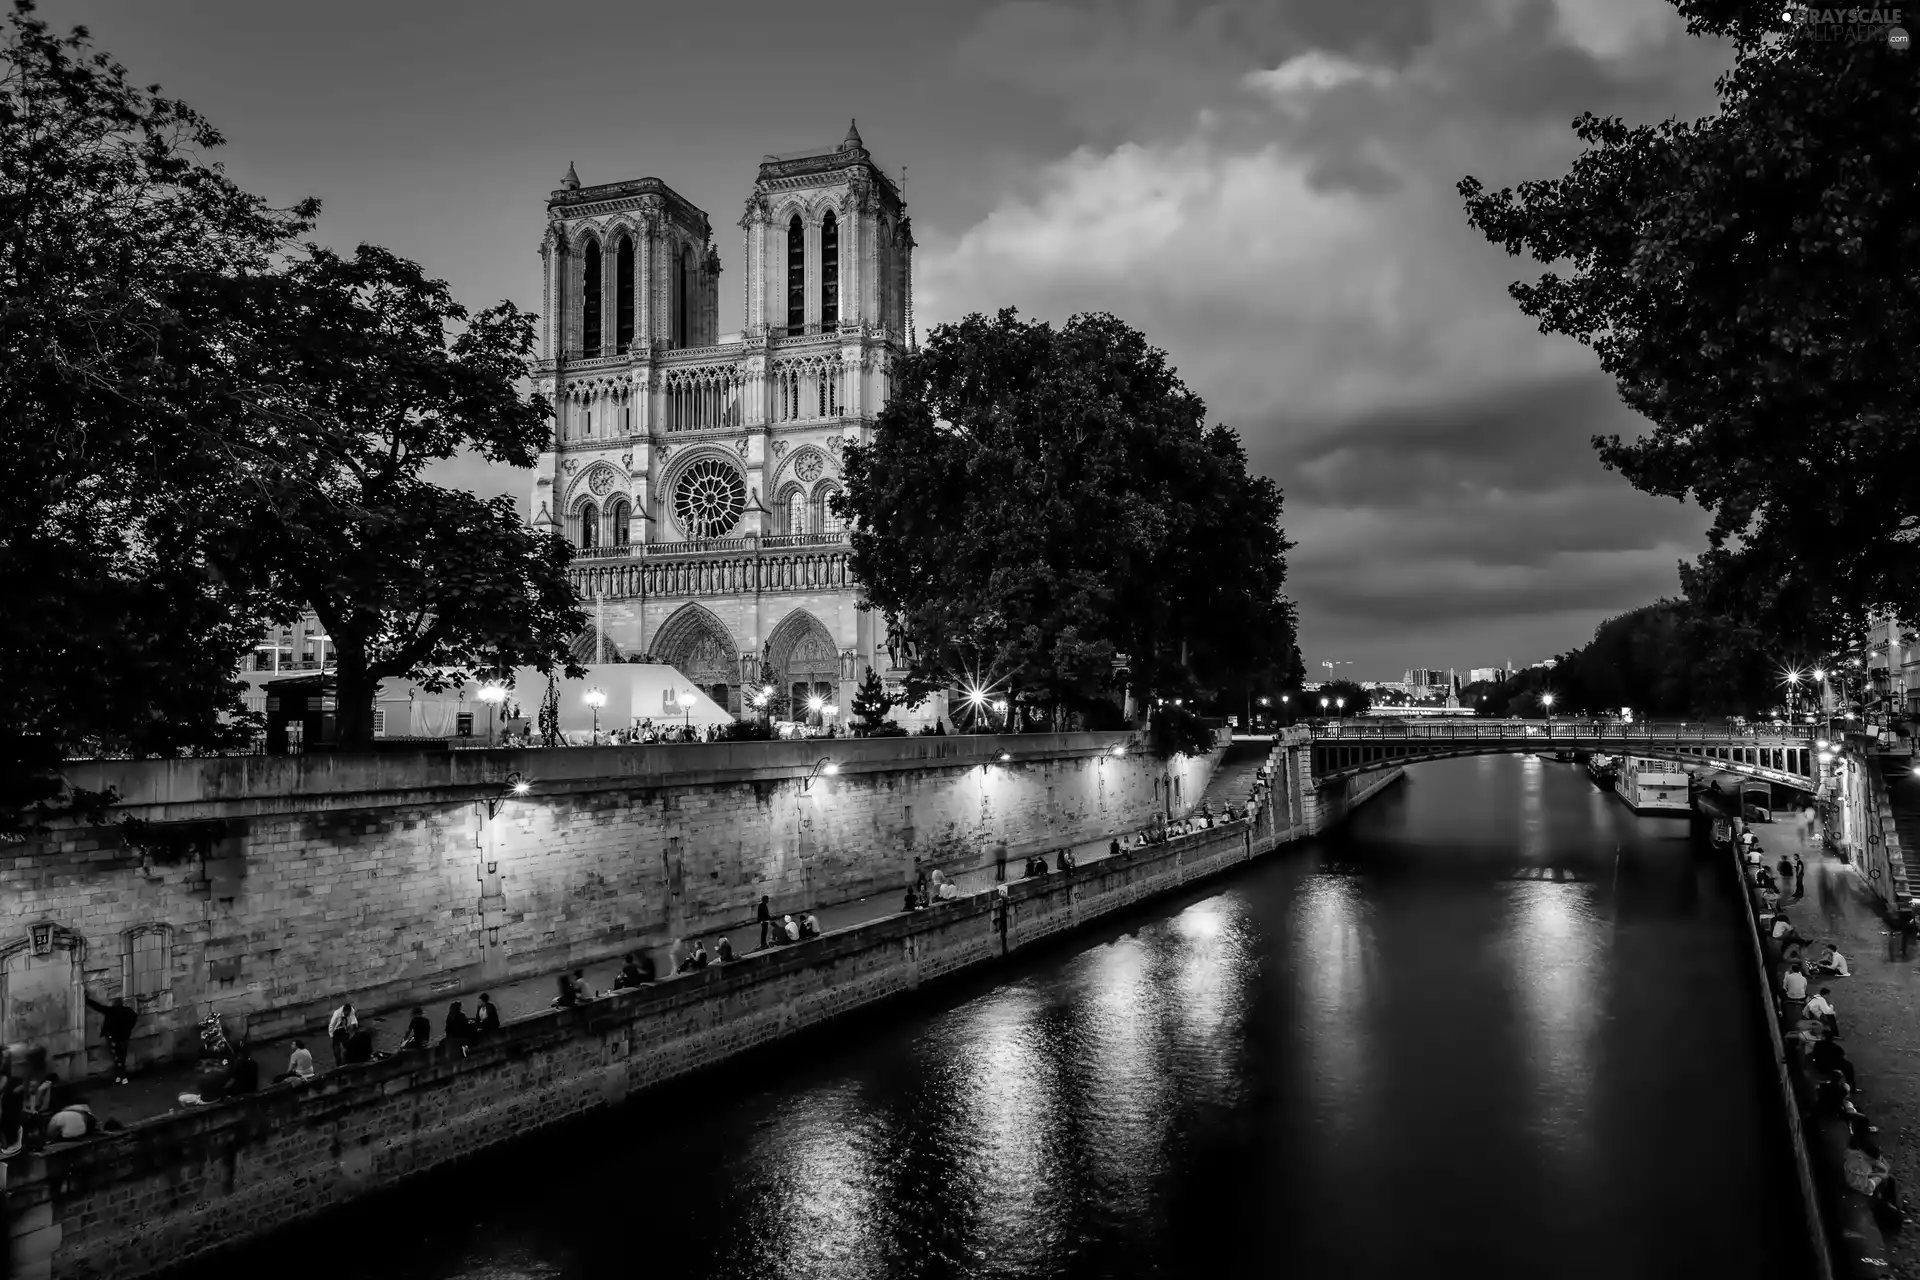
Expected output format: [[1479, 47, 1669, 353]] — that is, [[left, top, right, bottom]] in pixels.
[[1193, 736, 1278, 815], [1878, 756, 1920, 893]]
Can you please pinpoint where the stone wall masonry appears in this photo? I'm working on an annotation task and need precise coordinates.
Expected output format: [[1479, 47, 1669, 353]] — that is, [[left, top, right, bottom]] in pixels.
[[3, 734, 1222, 1081], [3, 797, 1328, 1280]]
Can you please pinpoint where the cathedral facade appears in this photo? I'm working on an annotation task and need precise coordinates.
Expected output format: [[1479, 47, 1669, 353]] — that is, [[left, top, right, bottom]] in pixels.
[[529, 122, 918, 724]]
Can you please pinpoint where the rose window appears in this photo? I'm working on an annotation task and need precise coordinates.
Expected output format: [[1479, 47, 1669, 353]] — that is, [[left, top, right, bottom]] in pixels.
[[673, 458, 747, 538], [587, 465, 616, 497], [795, 451, 824, 482]]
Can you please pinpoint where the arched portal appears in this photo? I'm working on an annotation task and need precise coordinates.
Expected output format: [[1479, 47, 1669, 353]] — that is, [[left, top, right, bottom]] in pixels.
[[568, 627, 625, 664], [765, 608, 840, 715], [650, 603, 740, 715]]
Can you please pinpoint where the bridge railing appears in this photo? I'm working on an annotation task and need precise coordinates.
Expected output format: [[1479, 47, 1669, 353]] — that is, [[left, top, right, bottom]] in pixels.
[[1306, 719, 1805, 745]]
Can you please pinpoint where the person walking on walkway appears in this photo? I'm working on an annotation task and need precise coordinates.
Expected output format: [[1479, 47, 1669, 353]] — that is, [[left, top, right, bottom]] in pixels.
[[85, 992, 138, 1084], [327, 1001, 358, 1067], [757, 895, 773, 949]]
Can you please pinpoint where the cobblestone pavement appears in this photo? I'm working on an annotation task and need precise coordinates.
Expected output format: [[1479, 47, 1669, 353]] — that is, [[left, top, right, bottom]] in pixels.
[[1757, 804, 1920, 1279], [53, 820, 1218, 1132]]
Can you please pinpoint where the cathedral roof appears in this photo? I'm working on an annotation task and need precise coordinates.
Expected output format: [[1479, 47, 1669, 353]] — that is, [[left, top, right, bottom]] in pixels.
[[843, 119, 863, 150], [547, 175, 709, 231]]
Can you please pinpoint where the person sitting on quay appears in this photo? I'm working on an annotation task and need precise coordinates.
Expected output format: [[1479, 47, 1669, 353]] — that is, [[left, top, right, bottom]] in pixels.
[[1809, 944, 1851, 979], [690, 940, 710, 969], [1057, 848, 1076, 873], [929, 870, 947, 901], [1806, 986, 1841, 1038], [937, 877, 959, 901], [1761, 884, 1781, 912], [553, 971, 580, 1008], [1845, 1137, 1912, 1231], [1808, 1027, 1860, 1096], [570, 968, 592, 998], [1110, 838, 1123, 858], [1782, 962, 1809, 1004], [904, 885, 924, 913], [800, 913, 821, 940], [19, 1047, 53, 1143], [328, 1000, 359, 1068], [274, 1039, 317, 1085], [615, 954, 648, 989], [757, 894, 775, 948], [1, 1048, 26, 1157], [401, 1006, 433, 1052], [1771, 913, 1804, 945], [344, 1022, 376, 1065], [473, 993, 502, 1038], [717, 936, 736, 963], [179, 1057, 231, 1108], [444, 1002, 473, 1056], [43, 1100, 113, 1143], [783, 914, 801, 943]]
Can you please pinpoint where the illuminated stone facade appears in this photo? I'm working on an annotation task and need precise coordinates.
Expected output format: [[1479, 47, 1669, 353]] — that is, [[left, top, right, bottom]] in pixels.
[[529, 122, 918, 722]]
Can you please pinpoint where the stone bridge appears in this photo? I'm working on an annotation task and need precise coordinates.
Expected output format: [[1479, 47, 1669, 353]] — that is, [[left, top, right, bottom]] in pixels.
[[1307, 719, 1817, 793]]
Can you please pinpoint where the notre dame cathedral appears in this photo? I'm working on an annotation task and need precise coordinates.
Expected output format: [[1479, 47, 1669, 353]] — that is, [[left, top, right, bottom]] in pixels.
[[529, 121, 933, 724]]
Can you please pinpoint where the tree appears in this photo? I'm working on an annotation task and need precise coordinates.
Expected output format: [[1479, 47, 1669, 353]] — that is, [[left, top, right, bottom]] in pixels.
[[223, 245, 584, 744], [1460, 2, 1920, 655], [850, 667, 901, 736], [1316, 679, 1371, 718], [0, 0, 317, 802], [837, 308, 1298, 746]]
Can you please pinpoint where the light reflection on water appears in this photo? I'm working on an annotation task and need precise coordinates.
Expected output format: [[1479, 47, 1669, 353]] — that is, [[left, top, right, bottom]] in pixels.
[[237, 755, 1807, 1280]]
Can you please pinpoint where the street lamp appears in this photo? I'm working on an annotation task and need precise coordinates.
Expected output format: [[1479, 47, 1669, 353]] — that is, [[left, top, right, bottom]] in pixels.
[[1280, 693, 1290, 726], [807, 694, 825, 733], [1336, 696, 1345, 721], [582, 687, 606, 743], [1541, 692, 1555, 721], [485, 771, 532, 820], [676, 688, 694, 732], [801, 756, 839, 792], [1320, 696, 1329, 718], [478, 681, 507, 746]]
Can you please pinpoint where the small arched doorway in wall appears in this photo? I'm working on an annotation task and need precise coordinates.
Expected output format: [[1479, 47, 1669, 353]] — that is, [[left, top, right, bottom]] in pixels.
[[1, 921, 87, 1078], [651, 602, 740, 715], [765, 608, 840, 716]]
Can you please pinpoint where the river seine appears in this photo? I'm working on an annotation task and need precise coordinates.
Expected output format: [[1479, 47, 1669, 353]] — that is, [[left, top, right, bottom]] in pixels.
[[243, 752, 1809, 1279]]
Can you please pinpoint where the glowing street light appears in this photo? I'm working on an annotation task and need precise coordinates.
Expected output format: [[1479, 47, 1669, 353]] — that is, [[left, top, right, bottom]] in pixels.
[[477, 681, 507, 746], [676, 688, 694, 731], [1541, 692, 1556, 721], [485, 771, 531, 820], [582, 687, 606, 742], [802, 756, 839, 792], [1335, 696, 1346, 720]]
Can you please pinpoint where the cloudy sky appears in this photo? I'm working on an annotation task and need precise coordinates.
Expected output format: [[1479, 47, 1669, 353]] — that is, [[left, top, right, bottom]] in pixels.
[[45, 0, 1736, 680]]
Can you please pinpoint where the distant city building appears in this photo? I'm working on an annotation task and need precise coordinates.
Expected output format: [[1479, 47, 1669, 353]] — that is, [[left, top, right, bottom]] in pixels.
[[1468, 667, 1501, 685]]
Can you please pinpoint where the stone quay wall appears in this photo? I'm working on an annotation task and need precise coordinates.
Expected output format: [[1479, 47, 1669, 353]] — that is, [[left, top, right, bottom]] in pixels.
[[3, 768, 1402, 1280], [2, 734, 1223, 1082]]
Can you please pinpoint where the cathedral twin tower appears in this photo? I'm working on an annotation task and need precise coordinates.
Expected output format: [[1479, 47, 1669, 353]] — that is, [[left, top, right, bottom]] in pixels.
[[531, 122, 922, 726]]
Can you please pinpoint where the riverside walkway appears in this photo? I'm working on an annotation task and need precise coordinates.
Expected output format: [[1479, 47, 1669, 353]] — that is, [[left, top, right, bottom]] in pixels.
[[54, 818, 1247, 1133]]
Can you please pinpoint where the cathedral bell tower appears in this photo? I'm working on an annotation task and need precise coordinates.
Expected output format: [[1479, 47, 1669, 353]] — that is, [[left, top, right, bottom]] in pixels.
[[739, 119, 912, 342]]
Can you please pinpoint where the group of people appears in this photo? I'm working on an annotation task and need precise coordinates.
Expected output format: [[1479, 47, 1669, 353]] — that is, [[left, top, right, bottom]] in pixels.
[[0, 1043, 122, 1155], [754, 894, 825, 946], [1753, 822, 1910, 1234], [904, 870, 962, 910]]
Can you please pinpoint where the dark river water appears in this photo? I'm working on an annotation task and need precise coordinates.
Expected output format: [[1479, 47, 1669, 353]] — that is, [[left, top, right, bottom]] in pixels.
[[244, 754, 1809, 1279]]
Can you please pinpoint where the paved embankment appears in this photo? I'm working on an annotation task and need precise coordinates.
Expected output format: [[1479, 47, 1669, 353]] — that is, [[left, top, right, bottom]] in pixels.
[[2, 765, 1403, 1280], [1716, 782, 1917, 1279]]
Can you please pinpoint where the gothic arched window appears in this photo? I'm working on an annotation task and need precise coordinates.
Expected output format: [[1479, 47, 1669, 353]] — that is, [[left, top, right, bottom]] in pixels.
[[787, 489, 808, 536], [580, 501, 599, 550], [787, 215, 805, 333], [817, 485, 845, 535], [821, 211, 839, 330], [610, 498, 631, 546], [581, 239, 602, 357], [615, 234, 634, 353]]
